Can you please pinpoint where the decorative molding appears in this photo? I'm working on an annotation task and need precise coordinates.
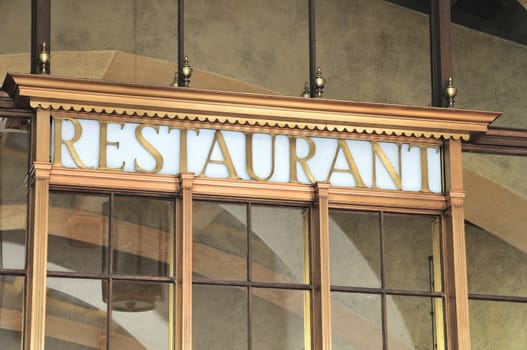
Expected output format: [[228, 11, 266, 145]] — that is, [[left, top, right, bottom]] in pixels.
[[3, 73, 500, 141], [463, 127, 527, 156]]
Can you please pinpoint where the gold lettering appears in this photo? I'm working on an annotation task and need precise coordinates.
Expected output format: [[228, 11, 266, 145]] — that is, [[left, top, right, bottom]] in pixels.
[[289, 136, 316, 184], [372, 141, 402, 190], [326, 139, 365, 187], [99, 121, 125, 171], [168, 127, 199, 173], [246, 133, 276, 181], [409, 143, 440, 192], [199, 130, 239, 179], [53, 117, 89, 168], [134, 124, 164, 173]]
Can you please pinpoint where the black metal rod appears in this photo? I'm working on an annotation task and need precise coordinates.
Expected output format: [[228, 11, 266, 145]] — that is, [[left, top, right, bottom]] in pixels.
[[308, 0, 317, 98], [177, 0, 185, 87], [429, 0, 452, 107], [31, 0, 51, 74]]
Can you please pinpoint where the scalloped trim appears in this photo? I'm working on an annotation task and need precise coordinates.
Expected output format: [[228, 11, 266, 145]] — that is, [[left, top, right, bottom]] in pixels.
[[30, 100, 470, 141]]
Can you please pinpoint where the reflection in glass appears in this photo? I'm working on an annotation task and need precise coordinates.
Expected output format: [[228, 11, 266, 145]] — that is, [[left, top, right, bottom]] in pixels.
[[186, 0, 308, 95], [384, 214, 441, 291], [0, 276, 24, 349], [193, 285, 247, 350], [51, 0, 178, 85], [45, 278, 106, 349], [192, 201, 247, 281], [111, 281, 170, 350], [466, 223, 527, 297], [331, 292, 382, 349], [112, 196, 172, 277], [0, 2, 30, 78], [251, 206, 309, 284], [252, 288, 308, 350], [317, 0, 430, 105], [329, 210, 380, 288], [470, 299, 527, 350], [387, 296, 444, 350], [48, 192, 109, 273], [0, 118, 29, 270]]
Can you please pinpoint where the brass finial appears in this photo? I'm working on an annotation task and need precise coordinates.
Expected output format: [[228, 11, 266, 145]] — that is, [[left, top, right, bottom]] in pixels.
[[39, 42, 50, 74], [181, 56, 193, 88], [314, 67, 326, 98], [301, 82, 310, 98], [445, 76, 457, 107]]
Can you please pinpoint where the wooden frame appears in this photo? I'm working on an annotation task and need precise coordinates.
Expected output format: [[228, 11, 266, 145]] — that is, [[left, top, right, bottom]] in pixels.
[[1, 73, 502, 350]]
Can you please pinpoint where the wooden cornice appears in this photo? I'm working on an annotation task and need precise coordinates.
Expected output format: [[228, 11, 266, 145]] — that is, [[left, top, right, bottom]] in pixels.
[[463, 127, 527, 156], [3, 73, 500, 140]]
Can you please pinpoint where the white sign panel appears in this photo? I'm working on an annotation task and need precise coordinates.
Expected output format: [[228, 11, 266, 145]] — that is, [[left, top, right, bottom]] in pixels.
[[51, 116, 442, 193]]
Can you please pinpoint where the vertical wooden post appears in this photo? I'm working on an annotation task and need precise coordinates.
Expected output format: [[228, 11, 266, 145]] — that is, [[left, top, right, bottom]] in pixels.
[[177, 173, 193, 350], [443, 139, 470, 350], [312, 182, 331, 350], [26, 108, 51, 350]]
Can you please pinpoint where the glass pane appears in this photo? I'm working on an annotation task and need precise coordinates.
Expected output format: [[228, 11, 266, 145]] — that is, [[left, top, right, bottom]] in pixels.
[[48, 192, 109, 273], [51, 0, 178, 85], [45, 278, 106, 349], [252, 288, 308, 350], [251, 206, 309, 284], [0, 117, 29, 270], [466, 223, 527, 297], [470, 299, 527, 350], [111, 281, 170, 350], [0, 1, 30, 78], [329, 210, 380, 288], [193, 285, 247, 350], [384, 214, 441, 291], [0, 276, 24, 349], [112, 196, 172, 277], [193, 201, 247, 281], [331, 292, 382, 350], [453, 4, 527, 129], [317, 1, 430, 104], [464, 153, 527, 297], [387, 296, 445, 350], [186, 0, 308, 95]]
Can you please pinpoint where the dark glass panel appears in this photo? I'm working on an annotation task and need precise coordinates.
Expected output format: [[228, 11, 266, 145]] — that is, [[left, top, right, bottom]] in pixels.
[[251, 206, 309, 284], [192, 201, 247, 281], [111, 281, 170, 350], [48, 192, 109, 274], [331, 292, 382, 349], [0, 275, 24, 349], [464, 153, 527, 297], [387, 296, 445, 350], [252, 288, 308, 350], [0, 117, 30, 270], [193, 285, 247, 350], [453, 7, 527, 129], [384, 214, 441, 291], [186, 0, 308, 95], [51, 0, 178, 85], [470, 299, 527, 350], [329, 210, 380, 288], [45, 278, 106, 349], [112, 196, 172, 277], [317, 0, 430, 105], [0, 1, 30, 77]]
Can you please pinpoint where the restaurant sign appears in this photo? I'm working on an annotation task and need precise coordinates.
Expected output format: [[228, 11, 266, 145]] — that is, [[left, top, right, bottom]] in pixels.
[[51, 116, 442, 193]]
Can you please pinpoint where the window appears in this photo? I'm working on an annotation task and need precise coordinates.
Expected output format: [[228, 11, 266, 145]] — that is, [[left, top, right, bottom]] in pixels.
[[46, 192, 174, 349], [192, 201, 311, 349], [0, 116, 30, 349], [329, 210, 445, 349]]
